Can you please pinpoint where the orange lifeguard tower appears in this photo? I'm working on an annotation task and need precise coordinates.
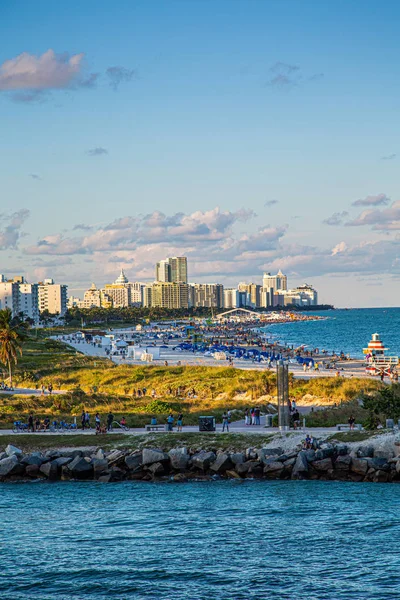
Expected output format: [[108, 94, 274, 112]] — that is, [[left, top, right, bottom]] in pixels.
[[363, 333, 398, 376]]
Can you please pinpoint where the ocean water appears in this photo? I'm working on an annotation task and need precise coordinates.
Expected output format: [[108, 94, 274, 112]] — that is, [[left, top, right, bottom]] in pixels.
[[0, 480, 399, 599], [266, 307, 400, 358]]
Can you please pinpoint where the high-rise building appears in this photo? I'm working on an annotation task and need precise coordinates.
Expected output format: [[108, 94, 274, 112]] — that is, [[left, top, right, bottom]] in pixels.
[[0, 281, 20, 315], [168, 256, 187, 283], [260, 287, 274, 308], [191, 283, 224, 308], [103, 269, 131, 308], [263, 270, 287, 292], [223, 288, 240, 309], [151, 282, 189, 309], [129, 282, 145, 306], [83, 283, 112, 308], [155, 260, 171, 282], [142, 284, 153, 307], [155, 256, 188, 284], [38, 280, 68, 315], [19, 283, 39, 321]]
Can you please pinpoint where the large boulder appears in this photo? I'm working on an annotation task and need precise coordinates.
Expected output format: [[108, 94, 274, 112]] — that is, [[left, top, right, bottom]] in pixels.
[[168, 449, 190, 471], [263, 461, 284, 477], [92, 458, 109, 477], [283, 457, 297, 468], [142, 448, 169, 466], [67, 456, 94, 479], [315, 444, 335, 460], [148, 462, 165, 475], [230, 453, 245, 465], [356, 445, 374, 458], [303, 449, 316, 463], [373, 470, 389, 483], [25, 464, 41, 478], [107, 450, 125, 466], [336, 444, 349, 456], [40, 461, 58, 480], [292, 451, 309, 479], [125, 452, 142, 471], [52, 457, 73, 468], [59, 450, 83, 459], [191, 451, 216, 471], [245, 448, 258, 460], [277, 451, 298, 462], [350, 458, 368, 476], [374, 449, 394, 460], [0, 455, 19, 477], [22, 453, 45, 467], [367, 458, 390, 472], [235, 462, 251, 476], [258, 447, 283, 462], [5, 445, 23, 458], [210, 453, 233, 473], [311, 458, 333, 472], [334, 455, 352, 470]]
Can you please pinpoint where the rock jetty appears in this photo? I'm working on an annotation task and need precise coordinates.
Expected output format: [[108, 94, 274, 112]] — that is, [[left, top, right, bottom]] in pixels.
[[1, 440, 400, 483]]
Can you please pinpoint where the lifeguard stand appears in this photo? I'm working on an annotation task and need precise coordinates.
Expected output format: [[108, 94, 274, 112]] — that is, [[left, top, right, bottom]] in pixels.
[[363, 333, 399, 376]]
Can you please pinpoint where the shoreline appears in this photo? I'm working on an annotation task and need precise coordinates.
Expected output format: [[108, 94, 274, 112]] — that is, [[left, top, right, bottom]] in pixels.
[[2, 434, 399, 484]]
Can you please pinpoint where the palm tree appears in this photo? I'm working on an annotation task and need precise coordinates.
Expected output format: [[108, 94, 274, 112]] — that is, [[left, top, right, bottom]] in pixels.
[[0, 308, 27, 385]]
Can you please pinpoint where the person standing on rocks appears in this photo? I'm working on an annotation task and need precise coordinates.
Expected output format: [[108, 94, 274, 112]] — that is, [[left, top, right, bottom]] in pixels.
[[222, 412, 229, 432]]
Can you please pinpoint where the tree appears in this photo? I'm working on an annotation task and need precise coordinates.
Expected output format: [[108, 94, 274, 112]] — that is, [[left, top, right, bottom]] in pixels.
[[0, 308, 28, 385], [362, 385, 400, 429]]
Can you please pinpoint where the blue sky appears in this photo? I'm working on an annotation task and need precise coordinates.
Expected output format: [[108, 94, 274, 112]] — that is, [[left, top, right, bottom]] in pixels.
[[0, 0, 399, 307]]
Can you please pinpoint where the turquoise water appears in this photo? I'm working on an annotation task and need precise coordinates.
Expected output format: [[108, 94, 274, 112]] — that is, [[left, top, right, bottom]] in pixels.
[[266, 307, 400, 358], [1, 480, 399, 599]]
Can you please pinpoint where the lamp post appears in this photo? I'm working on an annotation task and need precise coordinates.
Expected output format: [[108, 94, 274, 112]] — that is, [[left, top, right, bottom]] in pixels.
[[277, 360, 290, 430]]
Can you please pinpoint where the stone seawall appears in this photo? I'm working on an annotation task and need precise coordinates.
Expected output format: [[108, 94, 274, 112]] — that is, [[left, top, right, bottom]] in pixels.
[[1, 440, 400, 483]]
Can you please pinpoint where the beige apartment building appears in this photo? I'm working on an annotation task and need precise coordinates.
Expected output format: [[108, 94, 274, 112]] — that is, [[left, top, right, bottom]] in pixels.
[[38, 279, 68, 315], [151, 282, 189, 309]]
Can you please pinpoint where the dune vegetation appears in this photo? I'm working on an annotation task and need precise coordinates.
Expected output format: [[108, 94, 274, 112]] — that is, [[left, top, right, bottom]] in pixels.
[[0, 334, 385, 428]]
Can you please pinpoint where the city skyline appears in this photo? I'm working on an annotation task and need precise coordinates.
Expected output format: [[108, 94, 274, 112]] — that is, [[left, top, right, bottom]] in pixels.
[[1, 1, 400, 308]]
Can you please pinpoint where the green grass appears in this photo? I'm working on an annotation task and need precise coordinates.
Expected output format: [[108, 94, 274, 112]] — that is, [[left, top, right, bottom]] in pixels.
[[327, 431, 385, 443], [0, 334, 383, 429]]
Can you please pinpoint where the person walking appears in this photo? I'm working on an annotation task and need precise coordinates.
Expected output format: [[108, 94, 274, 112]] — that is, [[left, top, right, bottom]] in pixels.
[[167, 413, 174, 432], [107, 411, 114, 432], [85, 411, 90, 429], [81, 410, 86, 431], [244, 408, 249, 426], [95, 412, 101, 432], [176, 413, 183, 432], [222, 412, 229, 432], [28, 413, 34, 433]]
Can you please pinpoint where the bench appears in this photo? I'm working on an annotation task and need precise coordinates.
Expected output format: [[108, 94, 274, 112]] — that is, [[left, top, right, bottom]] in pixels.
[[145, 424, 167, 432], [336, 424, 362, 431]]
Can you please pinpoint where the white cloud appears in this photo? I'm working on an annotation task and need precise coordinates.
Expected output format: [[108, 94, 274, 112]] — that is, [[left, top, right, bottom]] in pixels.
[[0, 50, 85, 91]]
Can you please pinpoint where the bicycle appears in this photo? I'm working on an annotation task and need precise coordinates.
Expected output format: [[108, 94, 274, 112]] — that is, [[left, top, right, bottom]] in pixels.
[[112, 420, 130, 431], [12, 421, 29, 433]]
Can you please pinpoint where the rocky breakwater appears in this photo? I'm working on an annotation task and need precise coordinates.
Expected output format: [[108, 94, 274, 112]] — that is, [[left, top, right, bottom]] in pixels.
[[1, 441, 400, 483]]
